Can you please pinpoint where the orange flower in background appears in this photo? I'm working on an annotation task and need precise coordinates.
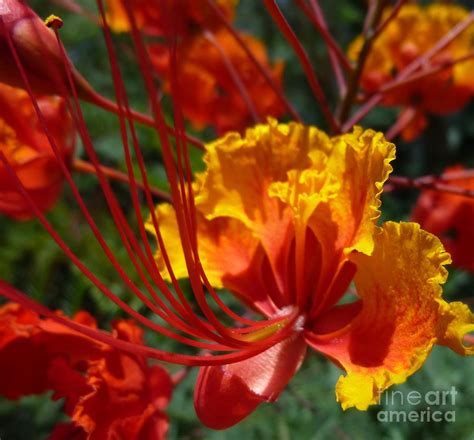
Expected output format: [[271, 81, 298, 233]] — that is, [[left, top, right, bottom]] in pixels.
[[149, 30, 285, 134], [348, 4, 474, 140], [104, 0, 237, 36], [412, 166, 474, 271], [148, 120, 473, 428], [0, 302, 173, 440], [0, 83, 75, 219]]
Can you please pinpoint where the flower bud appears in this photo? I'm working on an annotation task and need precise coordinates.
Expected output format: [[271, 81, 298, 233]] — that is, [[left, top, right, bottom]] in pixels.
[[0, 0, 94, 98]]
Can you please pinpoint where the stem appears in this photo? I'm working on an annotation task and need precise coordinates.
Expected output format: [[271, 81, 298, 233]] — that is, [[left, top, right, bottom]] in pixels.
[[307, 0, 353, 72], [373, 0, 408, 39], [385, 107, 417, 141], [387, 173, 474, 198], [72, 159, 172, 202], [378, 51, 474, 95], [296, 0, 352, 98], [83, 89, 205, 150], [337, 0, 387, 125]]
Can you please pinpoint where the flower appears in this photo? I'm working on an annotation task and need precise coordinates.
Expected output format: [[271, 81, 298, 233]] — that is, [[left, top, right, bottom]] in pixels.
[[104, 0, 237, 36], [348, 4, 474, 139], [412, 166, 474, 271], [0, 302, 173, 439], [147, 119, 473, 428], [1, 1, 473, 434], [148, 29, 285, 133], [0, 83, 75, 219]]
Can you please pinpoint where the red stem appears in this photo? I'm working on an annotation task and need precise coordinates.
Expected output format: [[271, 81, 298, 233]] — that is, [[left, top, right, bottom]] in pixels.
[[385, 107, 417, 141], [72, 159, 171, 201], [387, 174, 474, 198]]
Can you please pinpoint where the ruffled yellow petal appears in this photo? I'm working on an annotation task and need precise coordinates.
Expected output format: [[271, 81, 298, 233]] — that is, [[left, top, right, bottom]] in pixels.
[[150, 123, 396, 317], [326, 127, 396, 256], [195, 118, 330, 229], [197, 122, 394, 259]]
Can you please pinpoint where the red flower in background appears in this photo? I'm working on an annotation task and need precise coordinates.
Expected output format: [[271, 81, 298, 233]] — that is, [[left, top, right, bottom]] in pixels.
[[104, 0, 285, 134], [105, 0, 237, 36], [0, 83, 75, 219], [149, 29, 285, 134], [412, 166, 474, 271], [0, 303, 173, 439]]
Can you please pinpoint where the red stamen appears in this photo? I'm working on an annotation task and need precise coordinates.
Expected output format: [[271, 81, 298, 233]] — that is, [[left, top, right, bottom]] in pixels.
[[263, 0, 340, 133]]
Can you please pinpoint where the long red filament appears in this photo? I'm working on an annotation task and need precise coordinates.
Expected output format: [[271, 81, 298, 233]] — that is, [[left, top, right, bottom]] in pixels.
[[104, 0, 259, 347], [86, 0, 241, 344], [1, 14, 235, 348], [97, 0, 251, 341], [263, 0, 340, 133], [163, 1, 262, 328], [0, 280, 299, 366], [53, 29, 216, 341]]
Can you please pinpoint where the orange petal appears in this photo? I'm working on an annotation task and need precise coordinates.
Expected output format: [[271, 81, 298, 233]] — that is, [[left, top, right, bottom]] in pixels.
[[146, 203, 259, 288], [307, 222, 472, 410]]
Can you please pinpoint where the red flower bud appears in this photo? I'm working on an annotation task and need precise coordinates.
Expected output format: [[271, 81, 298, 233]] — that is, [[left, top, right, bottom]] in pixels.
[[0, 0, 93, 98]]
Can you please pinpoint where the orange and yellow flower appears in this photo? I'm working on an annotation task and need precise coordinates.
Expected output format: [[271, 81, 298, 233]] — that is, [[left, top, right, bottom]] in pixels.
[[0, 302, 173, 439], [412, 166, 474, 271], [148, 120, 473, 428], [348, 4, 474, 139], [104, 0, 237, 36], [149, 29, 285, 134], [0, 83, 75, 219]]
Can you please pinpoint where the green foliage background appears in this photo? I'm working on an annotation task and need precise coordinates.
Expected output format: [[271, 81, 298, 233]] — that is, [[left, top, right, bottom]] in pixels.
[[0, 1, 473, 439]]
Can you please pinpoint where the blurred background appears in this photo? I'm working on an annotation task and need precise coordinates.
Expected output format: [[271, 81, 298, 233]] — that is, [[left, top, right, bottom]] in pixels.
[[0, 0, 473, 438]]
